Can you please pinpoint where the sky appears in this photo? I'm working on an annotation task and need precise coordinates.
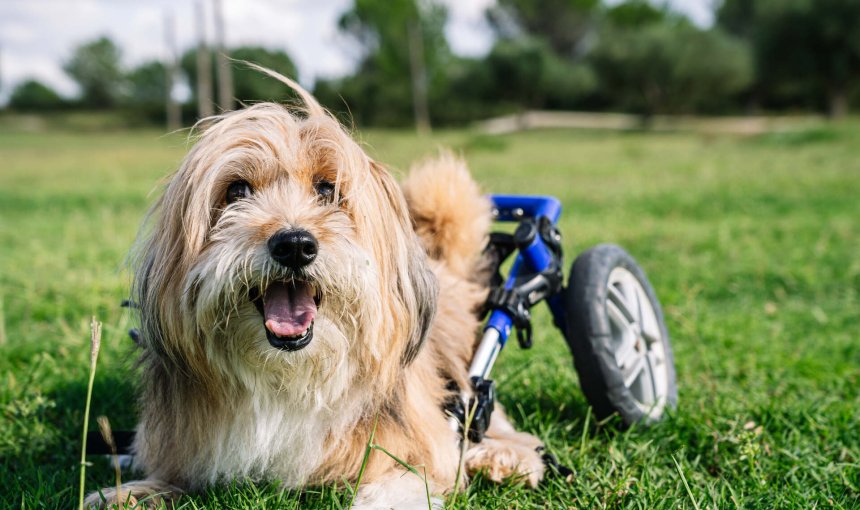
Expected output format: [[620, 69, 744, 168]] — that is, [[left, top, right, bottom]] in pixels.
[[0, 0, 714, 103]]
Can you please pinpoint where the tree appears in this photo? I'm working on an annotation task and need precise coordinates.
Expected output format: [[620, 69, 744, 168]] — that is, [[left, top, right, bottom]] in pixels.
[[603, 0, 666, 28], [231, 47, 298, 103], [716, 0, 757, 39], [63, 36, 125, 108], [483, 37, 595, 110], [718, 0, 860, 117], [126, 61, 168, 122], [590, 17, 753, 117], [487, 0, 600, 57], [330, 0, 449, 128], [182, 46, 298, 106], [477, 0, 599, 114], [8, 80, 66, 111]]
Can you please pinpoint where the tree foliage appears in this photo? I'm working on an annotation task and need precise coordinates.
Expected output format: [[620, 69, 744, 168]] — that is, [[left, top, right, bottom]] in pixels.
[[8, 80, 66, 111], [181, 46, 298, 106], [483, 38, 595, 110], [231, 47, 299, 103], [718, 0, 860, 116], [604, 0, 666, 28], [590, 17, 753, 116], [433, 40, 595, 124], [487, 0, 600, 57], [318, 0, 448, 127], [63, 36, 125, 109], [126, 61, 168, 122]]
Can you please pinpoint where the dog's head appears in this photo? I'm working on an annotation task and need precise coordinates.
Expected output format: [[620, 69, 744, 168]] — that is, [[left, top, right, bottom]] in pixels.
[[134, 71, 437, 392]]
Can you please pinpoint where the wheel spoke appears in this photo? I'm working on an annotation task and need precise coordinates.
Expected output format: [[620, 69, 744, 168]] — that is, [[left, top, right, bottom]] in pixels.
[[607, 298, 639, 370], [647, 349, 667, 399], [623, 352, 647, 388], [636, 285, 662, 343], [618, 272, 642, 318], [606, 298, 633, 332], [640, 355, 657, 405], [615, 334, 640, 369], [607, 284, 636, 325]]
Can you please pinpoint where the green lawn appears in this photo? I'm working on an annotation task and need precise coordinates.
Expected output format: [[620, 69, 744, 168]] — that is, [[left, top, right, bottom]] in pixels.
[[1, 120, 858, 509]]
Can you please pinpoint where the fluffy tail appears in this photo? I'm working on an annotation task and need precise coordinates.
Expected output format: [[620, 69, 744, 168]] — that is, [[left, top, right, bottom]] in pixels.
[[402, 151, 492, 279]]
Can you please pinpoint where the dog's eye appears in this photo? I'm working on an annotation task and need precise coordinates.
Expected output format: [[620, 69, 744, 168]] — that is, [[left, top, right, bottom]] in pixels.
[[314, 180, 336, 203], [226, 180, 252, 204]]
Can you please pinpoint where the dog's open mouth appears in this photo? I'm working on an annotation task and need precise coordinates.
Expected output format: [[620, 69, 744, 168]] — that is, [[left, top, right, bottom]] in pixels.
[[250, 281, 322, 351]]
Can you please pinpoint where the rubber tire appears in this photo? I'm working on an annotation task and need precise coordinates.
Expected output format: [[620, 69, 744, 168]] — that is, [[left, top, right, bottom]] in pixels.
[[563, 244, 677, 426]]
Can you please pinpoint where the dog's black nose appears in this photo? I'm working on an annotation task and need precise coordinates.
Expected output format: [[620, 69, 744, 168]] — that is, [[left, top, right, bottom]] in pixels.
[[268, 229, 318, 268]]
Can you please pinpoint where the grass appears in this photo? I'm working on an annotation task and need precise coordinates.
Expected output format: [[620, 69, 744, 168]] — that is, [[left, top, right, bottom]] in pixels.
[[1, 118, 858, 508]]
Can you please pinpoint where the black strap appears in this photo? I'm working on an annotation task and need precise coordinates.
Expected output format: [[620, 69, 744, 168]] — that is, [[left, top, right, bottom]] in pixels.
[[538, 447, 575, 481], [485, 286, 534, 348], [444, 377, 495, 444]]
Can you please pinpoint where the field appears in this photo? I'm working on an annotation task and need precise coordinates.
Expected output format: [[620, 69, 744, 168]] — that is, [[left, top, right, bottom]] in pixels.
[[1, 118, 858, 509]]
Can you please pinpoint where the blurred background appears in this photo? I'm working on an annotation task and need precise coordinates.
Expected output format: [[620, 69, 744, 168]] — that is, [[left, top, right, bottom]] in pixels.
[[2, 0, 859, 131]]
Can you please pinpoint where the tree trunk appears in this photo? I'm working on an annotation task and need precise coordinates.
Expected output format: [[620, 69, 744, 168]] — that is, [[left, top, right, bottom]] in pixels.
[[213, 0, 234, 112], [407, 20, 431, 135], [828, 85, 849, 119], [195, 0, 215, 119], [164, 11, 181, 132]]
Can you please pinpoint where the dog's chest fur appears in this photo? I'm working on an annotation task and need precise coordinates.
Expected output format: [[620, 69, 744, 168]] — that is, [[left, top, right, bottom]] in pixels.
[[203, 395, 327, 485], [144, 351, 365, 489]]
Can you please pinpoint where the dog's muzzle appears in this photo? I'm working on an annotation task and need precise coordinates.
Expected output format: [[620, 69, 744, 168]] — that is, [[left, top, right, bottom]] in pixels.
[[250, 280, 322, 351]]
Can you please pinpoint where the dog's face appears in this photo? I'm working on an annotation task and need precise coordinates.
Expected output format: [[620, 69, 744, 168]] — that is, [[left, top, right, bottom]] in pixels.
[[135, 89, 437, 395]]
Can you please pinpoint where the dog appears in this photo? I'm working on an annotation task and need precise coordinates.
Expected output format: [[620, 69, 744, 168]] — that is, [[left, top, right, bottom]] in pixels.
[[87, 69, 546, 509]]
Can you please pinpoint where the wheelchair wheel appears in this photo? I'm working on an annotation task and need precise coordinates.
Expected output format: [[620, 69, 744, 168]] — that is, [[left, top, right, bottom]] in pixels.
[[563, 244, 677, 425]]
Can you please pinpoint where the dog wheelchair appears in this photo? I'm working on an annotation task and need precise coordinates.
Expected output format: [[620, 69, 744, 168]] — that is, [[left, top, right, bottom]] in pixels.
[[451, 195, 678, 443]]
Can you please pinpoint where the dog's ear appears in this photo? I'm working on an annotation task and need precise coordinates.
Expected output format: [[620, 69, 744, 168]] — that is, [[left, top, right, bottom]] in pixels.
[[401, 248, 438, 365], [131, 150, 216, 378], [368, 161, 438, 365]]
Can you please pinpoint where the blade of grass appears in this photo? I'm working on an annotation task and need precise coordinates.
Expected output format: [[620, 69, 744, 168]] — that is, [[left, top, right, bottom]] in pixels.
[[347, 413, 379, 509], [79, 317, 102, 510], [578, 407, 591, 459], [0, 293, 6, 345], [369, 444, 432, 510], [452, 396, 478, 503], [672, 454, 701, 510]]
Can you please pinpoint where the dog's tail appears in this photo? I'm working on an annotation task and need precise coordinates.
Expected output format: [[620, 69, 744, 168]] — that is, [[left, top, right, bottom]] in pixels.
[[402, 151, 492, 279]]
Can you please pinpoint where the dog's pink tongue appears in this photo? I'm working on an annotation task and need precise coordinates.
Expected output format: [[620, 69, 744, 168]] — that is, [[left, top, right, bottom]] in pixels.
[[263, 282, 317, 337]]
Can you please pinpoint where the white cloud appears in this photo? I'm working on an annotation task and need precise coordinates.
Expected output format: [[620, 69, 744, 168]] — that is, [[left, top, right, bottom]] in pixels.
[[440, 0, 495, 56]]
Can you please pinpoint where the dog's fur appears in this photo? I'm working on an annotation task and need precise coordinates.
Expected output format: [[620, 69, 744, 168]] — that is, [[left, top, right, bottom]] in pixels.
[[87, 72, 545, 509]]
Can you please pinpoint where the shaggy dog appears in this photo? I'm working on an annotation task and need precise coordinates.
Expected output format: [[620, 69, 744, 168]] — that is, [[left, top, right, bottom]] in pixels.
[[87, 71, 545, 509]]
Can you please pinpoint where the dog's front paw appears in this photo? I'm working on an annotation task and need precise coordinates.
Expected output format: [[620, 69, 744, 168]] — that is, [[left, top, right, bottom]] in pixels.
[[464, 438, 546, 488]]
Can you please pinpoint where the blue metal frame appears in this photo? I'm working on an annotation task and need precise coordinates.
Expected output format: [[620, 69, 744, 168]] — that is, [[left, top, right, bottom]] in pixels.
[[484, 194, 566, 348], [453, 194, 571, 439]]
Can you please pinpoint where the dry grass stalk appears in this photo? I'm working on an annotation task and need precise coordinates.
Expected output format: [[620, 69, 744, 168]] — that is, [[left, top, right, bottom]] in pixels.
[[97, 416, 123, 505], [78, 317, 102, 510]]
